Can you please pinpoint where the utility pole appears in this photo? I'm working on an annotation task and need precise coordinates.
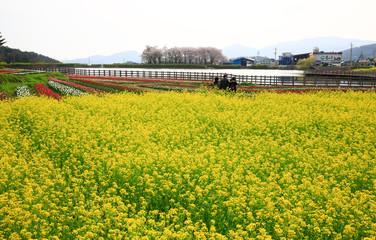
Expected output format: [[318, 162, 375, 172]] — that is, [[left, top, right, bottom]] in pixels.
[[274, 48, 277, 61], [274, 48, 277, 66], [349, 42, 353, 69]]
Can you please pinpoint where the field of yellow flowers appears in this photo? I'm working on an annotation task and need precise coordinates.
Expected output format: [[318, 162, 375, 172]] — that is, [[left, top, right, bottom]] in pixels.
[[1, 91, 376, 239]]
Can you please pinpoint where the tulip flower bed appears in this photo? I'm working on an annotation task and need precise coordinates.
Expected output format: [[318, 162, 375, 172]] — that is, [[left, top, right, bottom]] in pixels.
[[0, 69, 20, 74], [0, 90, 6, 100], [67, 78, 121, 93], [141, 83, 204, 88], [47, 80, 87, 97], [1, 91, 376, 239], [68, 75, 211, 84], [49, 77, 105, 94], [15, 86, 31, 97], [69, 77, 142, 93], [68, 75, 209, 91], [137, 83, 204, 92], [34, 83, 62, 100]]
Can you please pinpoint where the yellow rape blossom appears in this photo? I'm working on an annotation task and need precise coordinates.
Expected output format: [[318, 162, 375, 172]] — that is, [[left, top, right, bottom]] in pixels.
[[0, 91, 375, 239]]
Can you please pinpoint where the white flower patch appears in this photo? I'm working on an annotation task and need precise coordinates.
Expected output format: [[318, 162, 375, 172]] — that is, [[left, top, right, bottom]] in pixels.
[[15, 86, 31, 97], [48, 81, 87, 97]]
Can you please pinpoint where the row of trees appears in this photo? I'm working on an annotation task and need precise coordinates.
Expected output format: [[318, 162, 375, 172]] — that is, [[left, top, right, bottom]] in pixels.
[[141, 46, 228, 65]]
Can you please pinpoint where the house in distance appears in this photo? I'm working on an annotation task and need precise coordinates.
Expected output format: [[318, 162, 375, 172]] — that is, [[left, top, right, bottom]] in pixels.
[[232, 57, 256, 67], [279, 52, 293, 66]]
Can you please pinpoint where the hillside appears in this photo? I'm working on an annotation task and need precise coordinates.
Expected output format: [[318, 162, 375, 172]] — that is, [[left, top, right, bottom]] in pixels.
[[0, 46, 60, 63], [342, 43, 376, 61]]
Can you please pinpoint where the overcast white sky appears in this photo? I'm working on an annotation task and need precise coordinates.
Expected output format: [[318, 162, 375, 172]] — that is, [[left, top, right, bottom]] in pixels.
[[1, 0, 375, 60]]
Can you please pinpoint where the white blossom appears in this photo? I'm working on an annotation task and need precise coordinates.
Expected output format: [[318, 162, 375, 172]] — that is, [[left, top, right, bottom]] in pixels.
[[47, 81, 86, 96], [15, 86, 31, 97]]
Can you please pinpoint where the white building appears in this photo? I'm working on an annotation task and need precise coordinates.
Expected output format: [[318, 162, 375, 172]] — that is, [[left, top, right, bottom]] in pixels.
[[311, 51, 342, 66]]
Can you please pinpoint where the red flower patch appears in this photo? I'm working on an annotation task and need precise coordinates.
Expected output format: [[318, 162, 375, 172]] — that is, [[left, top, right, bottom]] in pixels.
[[34, 84, 62, 100]]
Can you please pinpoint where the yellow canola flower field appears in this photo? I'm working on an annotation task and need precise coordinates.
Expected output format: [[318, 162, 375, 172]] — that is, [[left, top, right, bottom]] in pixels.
[[1, 91, 376, 240]]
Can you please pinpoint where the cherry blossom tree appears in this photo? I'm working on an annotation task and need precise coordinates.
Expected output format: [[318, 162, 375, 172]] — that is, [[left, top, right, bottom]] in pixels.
[[181, 47, 196, 64], [141, 46, 163, 64], [142, 46, 228, 64]]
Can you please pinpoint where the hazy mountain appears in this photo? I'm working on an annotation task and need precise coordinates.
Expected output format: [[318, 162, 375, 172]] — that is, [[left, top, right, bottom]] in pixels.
[[342, 43, 376, 61], [222, 44, 258, 59], [61, 50, 141, 64], [223, 37, 376, 59]]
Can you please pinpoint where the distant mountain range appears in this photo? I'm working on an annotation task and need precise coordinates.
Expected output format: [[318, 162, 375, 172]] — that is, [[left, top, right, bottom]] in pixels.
[[61, 50, 141, 64], [61, 37, 376, 64], [223, 37, 376, 59]]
